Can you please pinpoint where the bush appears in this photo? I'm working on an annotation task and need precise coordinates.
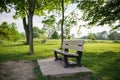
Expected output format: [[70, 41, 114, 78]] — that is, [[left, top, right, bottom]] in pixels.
[[113, 40, 120, 43]]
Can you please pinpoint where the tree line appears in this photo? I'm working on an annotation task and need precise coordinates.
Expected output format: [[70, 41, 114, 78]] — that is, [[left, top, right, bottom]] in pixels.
[[0, 21, 72, 41], [1, 21, 119, 41], [82, 31, 120, 40]]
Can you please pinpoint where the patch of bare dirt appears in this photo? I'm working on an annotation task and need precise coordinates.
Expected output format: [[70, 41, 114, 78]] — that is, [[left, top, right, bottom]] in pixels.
[[0, 60, 36, 80]]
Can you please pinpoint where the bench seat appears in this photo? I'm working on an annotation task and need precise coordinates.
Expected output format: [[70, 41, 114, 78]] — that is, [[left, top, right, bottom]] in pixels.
[[54, 50, 79, 57]]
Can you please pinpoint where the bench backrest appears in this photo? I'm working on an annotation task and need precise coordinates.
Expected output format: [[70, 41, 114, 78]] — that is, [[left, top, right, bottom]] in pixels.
[[62, 40, 84, 51]]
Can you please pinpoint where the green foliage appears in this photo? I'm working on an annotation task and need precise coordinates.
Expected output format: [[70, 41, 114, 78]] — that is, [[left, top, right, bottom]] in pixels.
[[87, 33, 96, 40], [108, 31, 119, 40], [0, 22, 21, 41], [82, 31, 120, 40], [33, 27, 40, 39], [10, 23, 21, 41], [96, 31, 108, 40], [42, 15, 56, 27], [113, 40, 120, 43], [42, 15, 57, 38], [33, 26, 46, 39], [77, 0, 120, 29], [0, 22, 12, 40], [20, 32, 26, 39], [0, 0, 12, 13], [51, 30, 60, 39]]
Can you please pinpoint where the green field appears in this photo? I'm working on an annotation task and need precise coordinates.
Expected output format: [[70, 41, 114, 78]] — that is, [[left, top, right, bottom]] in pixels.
[[0, 39, 120, 80]]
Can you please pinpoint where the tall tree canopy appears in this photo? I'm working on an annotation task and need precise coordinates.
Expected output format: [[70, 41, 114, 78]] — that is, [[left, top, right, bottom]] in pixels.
[[77, 0, 120, 29]]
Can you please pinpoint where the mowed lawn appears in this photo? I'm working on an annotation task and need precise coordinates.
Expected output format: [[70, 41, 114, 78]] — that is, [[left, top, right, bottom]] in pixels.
[[0, 39, 120, 80]]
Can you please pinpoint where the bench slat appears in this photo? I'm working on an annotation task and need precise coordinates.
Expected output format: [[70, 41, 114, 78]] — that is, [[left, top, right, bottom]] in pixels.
[[62, 45, 83, 51], [54, 50, 78, 57], [63, 40, 84, 45]]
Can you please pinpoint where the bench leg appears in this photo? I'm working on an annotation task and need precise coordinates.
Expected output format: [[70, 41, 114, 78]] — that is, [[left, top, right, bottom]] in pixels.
[[76, 57, 81, 66], [76, 52, 82, 66], [54, 51, 58, 61], [54, 51, 62, 61], [64, 55, 69, 68]]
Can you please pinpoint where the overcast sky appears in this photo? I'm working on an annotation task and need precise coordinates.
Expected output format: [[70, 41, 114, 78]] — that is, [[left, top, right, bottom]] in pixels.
[[0, 4, 111, 37]]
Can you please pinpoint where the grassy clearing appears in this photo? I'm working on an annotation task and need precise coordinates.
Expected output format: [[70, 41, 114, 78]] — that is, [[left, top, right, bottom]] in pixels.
[[83, 42, 120, 80], [0, 39, 120, 80]]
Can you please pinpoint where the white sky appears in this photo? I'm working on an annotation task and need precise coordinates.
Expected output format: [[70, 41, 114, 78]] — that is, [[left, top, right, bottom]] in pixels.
[[0, 4, 111, 38]]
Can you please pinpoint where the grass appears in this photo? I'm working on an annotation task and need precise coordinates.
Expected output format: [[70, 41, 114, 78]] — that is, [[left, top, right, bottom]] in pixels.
[[0, 39, 120, 80], [83, 42, 120, 80]]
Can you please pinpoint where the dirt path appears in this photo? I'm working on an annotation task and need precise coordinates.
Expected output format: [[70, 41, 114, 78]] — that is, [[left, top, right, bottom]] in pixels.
[[0, 60, 36, 80]]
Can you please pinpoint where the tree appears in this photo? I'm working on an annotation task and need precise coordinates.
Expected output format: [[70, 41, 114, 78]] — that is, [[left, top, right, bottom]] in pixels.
[[0, 0, 29, 44], [77, 0, 120, 29], [27, 0, 36, 54], [42, 15, 56, 38], [0, 22, 20, 41], [0, 0, 36, 54], [64, 26, 70, 39], [64, 9, 79, 39], [0, 22, 12, 40], [51, 30, 59, 39], [61, 0, 64, 48], [96, 31, 108, 40], [33, 26, 45, 39], [10, 23, 21, 41], [33, 27, 40, 38], [108, 31, 118, 40], [20, 32, 25, 39], [87, 33, 96, 40]]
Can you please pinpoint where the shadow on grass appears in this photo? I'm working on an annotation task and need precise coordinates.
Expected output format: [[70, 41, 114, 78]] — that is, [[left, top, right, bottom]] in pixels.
[[82, 51, 120, 80], [2, 43, 29, 47], [0, 51, 51, 62], [0, 52, 27, 62]]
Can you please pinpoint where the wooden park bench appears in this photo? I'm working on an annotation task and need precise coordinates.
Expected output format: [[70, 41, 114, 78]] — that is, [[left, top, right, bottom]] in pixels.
[[54, 40, 84, 68]]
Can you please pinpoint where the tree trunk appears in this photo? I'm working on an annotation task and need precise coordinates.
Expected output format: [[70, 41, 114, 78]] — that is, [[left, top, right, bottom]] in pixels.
[[61, 0, 64, 48], [27, 0, 36, 54], [28, 13, 33, 54], [23, 17, 29, 44]]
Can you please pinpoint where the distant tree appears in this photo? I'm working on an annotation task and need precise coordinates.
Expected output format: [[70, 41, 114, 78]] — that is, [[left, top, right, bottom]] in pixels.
[[10, 23, 21, 41], [118, 33, 120, 40], [87, 33, 96, 40], [108, 31, 118, 40], [33, 26, 46, 39], [20, 32, 25, 39], [33, 27, 40, 39], [51, 30, 59, 39], [42, 15, 56, 38], [64, 26, 70, 39], [96, 31, 108, 40], [0, 22, 20, 41], [0, 22, 12, 40], [71, 34, 75, 39]]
